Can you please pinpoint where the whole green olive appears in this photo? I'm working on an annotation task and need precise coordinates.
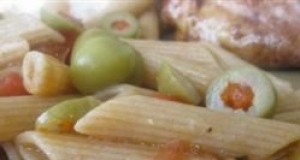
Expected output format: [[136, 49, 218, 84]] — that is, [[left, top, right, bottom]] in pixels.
[[70, 36, 136, 94]]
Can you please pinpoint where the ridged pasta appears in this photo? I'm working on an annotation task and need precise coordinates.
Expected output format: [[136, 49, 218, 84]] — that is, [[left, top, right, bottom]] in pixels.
[[0, 95, 77, 142], [15, 131, 219, 160], [75, 95, 300, 160], [0, 14, 64, 46]]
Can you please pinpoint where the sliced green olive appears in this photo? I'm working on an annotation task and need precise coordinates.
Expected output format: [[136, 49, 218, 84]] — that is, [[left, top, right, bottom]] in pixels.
[[36, 96, 100, 132], [156, 62, 201, 105], [206, 67, 277, 118], [71, 29, 116, 61], [100, 12, 141, 38], [40, 6, 83, 33], [127, 52, 145, 85], [70, 36, 136, 94]]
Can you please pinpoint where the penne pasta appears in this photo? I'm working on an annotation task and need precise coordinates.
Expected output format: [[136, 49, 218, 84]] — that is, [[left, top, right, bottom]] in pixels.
[[0, 95, 78, 142], [94, 84, 162, 101], [0, 38, 29, 69], [274, 90, 300, 125], [75, 95, 300, 160], [124, 40, 295, 115], [139, 7, 160, 40], [15, 131, 221, 160], [1, 142, 23, 160], [0, 14, 64, 46], [124, 39, 224, 96]]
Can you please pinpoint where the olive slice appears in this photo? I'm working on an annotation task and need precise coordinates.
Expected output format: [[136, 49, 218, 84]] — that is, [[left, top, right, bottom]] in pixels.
[[100, 12, 140, 38], [156, 62, 201, 105], [127, 52, 145, 85], [206, 67, 276, 118], [36, 96, 100, 132], [40, 6, 83, 33]]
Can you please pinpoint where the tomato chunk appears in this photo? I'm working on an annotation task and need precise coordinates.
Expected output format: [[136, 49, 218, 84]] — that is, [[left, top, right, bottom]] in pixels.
[[0, 72, 29, 96]]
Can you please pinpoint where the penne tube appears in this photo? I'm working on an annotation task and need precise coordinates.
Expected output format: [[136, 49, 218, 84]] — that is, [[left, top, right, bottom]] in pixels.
[[0, 95, 77, 142], [0, 14, 64, 46], [75, 95, 300, 160], [22, 51, 74, 96], [94, 84, 162, 101], [1, 143, 23, 160], [139, 7, 160, 40], [274, 110, 300, 126], [124, 39, 224, 96], [124, 40, 295, 114], [273, 90, 300, 125], [0, 38, 29, 69], [15, 131, 222, 160], [270, 71, 300, 90], [275, 90, 300, 113]]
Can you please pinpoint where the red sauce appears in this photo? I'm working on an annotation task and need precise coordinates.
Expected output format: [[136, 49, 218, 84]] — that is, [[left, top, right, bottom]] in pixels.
[[221, 82, 254, 111]]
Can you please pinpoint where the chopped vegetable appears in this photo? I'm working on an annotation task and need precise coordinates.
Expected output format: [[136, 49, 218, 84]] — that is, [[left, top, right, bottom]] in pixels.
[[206, 67, 276, 118], [0, 71, 28, 96], [127, 52, 145, 85], [156, 62, 201, 105], [36, 96, 100, 132], [22, 51, 74, 96], [100, 12, 141, 38], [70, 36, 136, 94], [40, 6, 83, 33]]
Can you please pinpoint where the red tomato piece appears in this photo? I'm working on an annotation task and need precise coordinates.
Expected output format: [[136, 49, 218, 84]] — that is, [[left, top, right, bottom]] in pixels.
[[0, 72, 29, 96]]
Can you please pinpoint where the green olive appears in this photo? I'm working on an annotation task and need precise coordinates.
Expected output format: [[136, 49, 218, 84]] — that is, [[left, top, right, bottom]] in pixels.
[[100, 12, 141, 38], [127, 52, 145, 85], [156, 62, 201, 105], [71, 29, 116, 61], [206, 67, 277, 118], [70, 36, 136, 94], [36, 96, 100, 132], [40, 6, 83, 33]]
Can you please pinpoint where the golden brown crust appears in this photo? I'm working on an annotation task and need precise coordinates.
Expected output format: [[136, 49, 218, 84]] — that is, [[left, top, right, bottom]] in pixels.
[[161, 0, 300, 69]]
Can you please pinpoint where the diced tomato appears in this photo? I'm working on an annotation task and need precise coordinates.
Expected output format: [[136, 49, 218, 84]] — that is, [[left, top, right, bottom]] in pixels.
[[0, 72, 29, 96], [154, 139, 191, 160]]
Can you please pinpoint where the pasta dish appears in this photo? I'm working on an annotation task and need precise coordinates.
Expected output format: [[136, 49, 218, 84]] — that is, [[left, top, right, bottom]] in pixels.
[[0, 1, 299, 160]]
